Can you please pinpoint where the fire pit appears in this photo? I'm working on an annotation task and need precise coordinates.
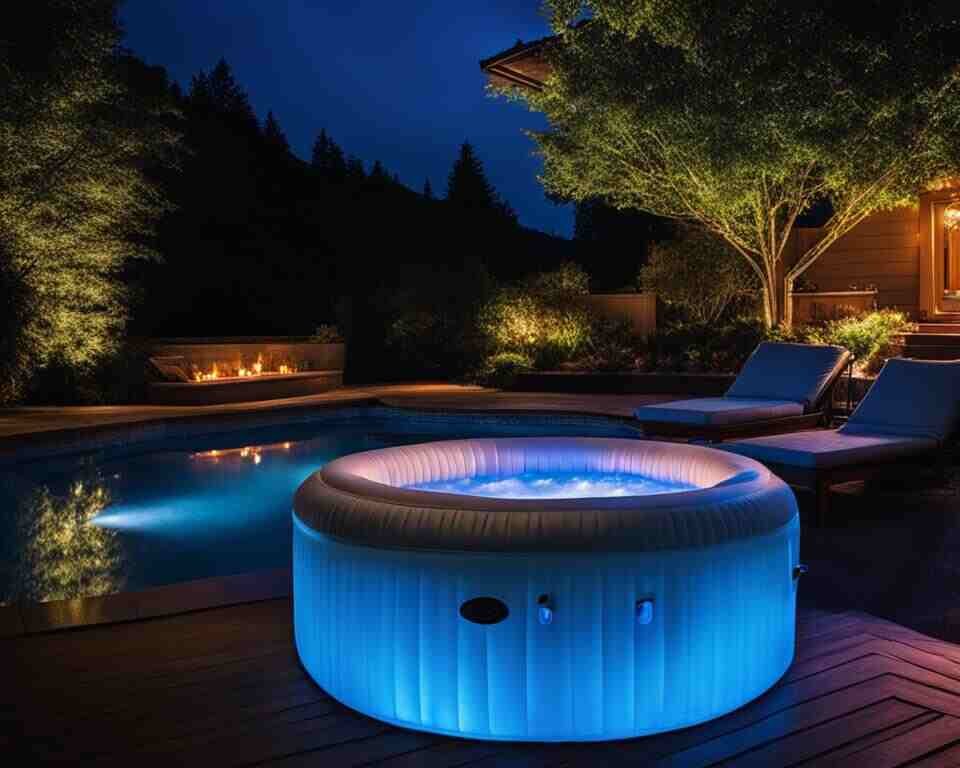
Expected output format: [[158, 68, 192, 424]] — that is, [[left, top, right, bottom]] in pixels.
[[146, 337, 344, 405]]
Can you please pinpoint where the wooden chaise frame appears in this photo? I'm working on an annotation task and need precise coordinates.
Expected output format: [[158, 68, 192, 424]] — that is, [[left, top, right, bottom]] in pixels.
[[638, 352, 854, 442], [762, 448, 950, 526]]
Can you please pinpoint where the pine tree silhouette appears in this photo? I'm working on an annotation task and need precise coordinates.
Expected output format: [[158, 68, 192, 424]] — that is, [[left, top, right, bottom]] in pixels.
[[263, 111, 289, 154], [189, 58, 259, 134], [368, 160, 389, 186], [423, 178, 433, 199], [311, 129, 347, 182], [346, 155, 365, 183], [445, 142, 516, 224]]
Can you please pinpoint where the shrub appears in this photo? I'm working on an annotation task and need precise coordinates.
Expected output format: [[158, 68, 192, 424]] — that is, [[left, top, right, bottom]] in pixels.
[[24, 339, 151, 406], [640, 318, 768, 373], [525, 260, 591, 299], [479, 352, 534, 388], [579, 317, 637, 372], [312, 324, 342, 343], [639, 225, 760, 325], [802, 309, 910, 372], [373, 259, 492, 380], [477, 262, 594, 369]]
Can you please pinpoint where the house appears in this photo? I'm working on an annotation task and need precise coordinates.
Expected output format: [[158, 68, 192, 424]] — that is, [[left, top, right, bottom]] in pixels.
[[481, 40, 960, 332]]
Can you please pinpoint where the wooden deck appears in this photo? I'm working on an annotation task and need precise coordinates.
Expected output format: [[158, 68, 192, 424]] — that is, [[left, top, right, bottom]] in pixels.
[[7, 601, 960, 766]]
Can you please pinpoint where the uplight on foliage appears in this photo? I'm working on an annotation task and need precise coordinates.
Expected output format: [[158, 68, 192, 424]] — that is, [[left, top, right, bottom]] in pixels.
[[508, 0, 960, 327], [0, 0, 178, 403], [478, 262, 594, 368], [802, 310, 910, 373]]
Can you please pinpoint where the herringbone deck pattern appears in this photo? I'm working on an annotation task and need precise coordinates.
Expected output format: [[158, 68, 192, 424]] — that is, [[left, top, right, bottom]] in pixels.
[[7, 601, 960, 767]]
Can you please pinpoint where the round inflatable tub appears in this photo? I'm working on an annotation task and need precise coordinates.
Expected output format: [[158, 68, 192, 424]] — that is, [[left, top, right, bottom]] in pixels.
[[293, 437, 800, 742]]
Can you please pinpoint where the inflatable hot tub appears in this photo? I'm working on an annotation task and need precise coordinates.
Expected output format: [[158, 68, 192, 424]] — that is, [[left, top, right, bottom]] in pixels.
[[293, 438, 800, 742]]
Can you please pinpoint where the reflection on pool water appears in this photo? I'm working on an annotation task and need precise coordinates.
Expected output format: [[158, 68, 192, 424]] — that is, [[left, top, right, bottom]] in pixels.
[[409, 472, 693, 499], [0, 410, 640, 603]]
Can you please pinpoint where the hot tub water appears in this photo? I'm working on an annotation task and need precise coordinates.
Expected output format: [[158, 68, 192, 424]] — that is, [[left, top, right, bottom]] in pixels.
[[408, 471, 693, 499]]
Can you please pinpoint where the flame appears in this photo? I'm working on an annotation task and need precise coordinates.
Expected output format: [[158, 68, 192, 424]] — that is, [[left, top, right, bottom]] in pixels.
[[192, 353, 298, 382], [191, 441, 295, 463]]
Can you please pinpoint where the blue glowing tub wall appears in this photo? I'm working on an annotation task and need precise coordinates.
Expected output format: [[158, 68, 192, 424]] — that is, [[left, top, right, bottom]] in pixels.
[[293, 438, 800, 742]]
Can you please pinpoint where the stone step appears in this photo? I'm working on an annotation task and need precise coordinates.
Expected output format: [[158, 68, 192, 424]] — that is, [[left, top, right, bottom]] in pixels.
[[915, 323, 960, 334]]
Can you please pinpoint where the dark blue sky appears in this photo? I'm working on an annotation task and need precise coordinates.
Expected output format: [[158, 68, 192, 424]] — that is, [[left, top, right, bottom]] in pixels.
[[120, 1, 572, 237]]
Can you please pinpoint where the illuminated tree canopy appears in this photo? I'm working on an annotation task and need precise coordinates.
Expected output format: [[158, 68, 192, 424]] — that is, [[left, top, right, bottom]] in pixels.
[[0, 0, 178, 402], [517, 1, 960, 326]]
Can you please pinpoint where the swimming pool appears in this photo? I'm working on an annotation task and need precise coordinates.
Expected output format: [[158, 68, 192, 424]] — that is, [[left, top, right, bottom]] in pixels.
[[0, 408, 641, 604]]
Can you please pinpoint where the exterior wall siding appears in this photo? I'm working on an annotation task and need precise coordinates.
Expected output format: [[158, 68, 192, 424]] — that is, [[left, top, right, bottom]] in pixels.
[[790, 207, 920, 317]]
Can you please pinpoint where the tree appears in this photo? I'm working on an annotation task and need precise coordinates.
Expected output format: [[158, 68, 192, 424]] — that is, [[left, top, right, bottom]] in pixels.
[[346, 155, 366, 183], [188, 58, 258, 135], [446, 142, 494, 208], [311, 129, 347, 181], [262, 110, 289, 155], [519, 1, 960, 326], [423, 178, 434, 199], [368, 159, 390, 186], [446, 142, 518, 224], [639, 225, 759, 325], [0, 0, 177, 403]]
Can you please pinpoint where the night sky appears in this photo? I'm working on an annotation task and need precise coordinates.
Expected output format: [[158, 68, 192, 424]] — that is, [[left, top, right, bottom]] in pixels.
[[120, 1, 572, 237]]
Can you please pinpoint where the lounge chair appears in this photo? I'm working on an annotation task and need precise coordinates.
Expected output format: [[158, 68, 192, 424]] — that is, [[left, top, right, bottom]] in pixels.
[[721, 358, 960, 522], [634, 342, 852, 441]]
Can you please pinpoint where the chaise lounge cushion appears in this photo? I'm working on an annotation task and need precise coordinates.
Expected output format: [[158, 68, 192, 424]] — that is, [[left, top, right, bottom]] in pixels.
[[635, 397, 804, 426], [721, 429, 936, 469], [840, 358, 960, 442], [724, 342, 849, 408]]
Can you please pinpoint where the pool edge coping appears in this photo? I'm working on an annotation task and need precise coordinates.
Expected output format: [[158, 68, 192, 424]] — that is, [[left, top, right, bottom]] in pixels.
[[0, 397, 644, 466], [1, 567, 292, 639]]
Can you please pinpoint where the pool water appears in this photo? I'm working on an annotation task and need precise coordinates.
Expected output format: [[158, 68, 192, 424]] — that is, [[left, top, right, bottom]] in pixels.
[[409, 472, 693, 499], [0, 409, 639, 604]]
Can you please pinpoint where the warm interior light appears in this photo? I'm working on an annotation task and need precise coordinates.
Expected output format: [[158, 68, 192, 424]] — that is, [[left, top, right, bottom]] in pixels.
[[946, 205, 960, 231]]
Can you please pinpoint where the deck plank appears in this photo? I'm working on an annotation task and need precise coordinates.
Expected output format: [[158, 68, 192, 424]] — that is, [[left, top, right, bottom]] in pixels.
[[9, 601, 960, 768], [798, 712, 944, 767], [818, 716, 960, 768], [708, 700, 927, 768]]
